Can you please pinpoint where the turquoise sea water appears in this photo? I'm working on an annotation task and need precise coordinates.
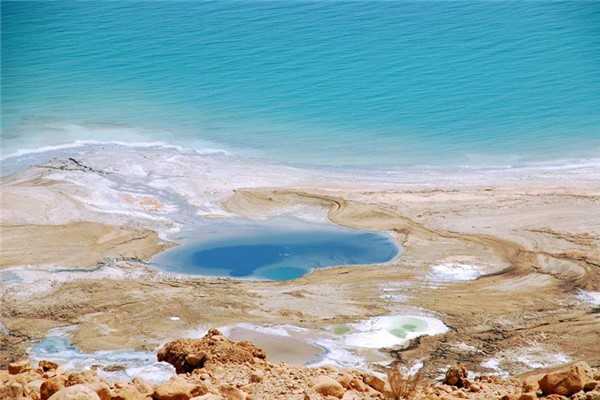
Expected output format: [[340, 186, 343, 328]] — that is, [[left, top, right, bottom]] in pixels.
[[2, 1, 599, 168]]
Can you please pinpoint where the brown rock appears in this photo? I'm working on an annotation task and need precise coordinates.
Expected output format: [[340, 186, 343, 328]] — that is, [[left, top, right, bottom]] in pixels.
[[539, 363, 592, 396], [39, 361, 60, 373], [8, 360, 32, 375], [26, 379, 46, 400], [585, 381, 599, 391], [312, 376, 345, 399], [132, 378, 154, 397], [185, 354, 207, 368], [66, 371, 103, 387], [111, 385, 148, 400], [522, 375, 542, 393], [349, 378, 367, 392], [363, 374, 386, 393], [41, 375, 68, 400], [1, 381, 25, 399], [48, 385, 101, 400], [544, 395, 569, 400], [218, 384, 246, 400], [153, 377, 195, 400], [249, 370, 264, 384], [444, 364, 469, 388], [337, 374, 352, 390]]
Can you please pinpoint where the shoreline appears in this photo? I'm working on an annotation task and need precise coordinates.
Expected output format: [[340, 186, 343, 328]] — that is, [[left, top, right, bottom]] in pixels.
[[1, 143, 599, 380]]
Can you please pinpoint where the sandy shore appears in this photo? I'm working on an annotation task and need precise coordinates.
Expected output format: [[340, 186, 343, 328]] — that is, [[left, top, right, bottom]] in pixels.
[[1, 145, 599, 379]]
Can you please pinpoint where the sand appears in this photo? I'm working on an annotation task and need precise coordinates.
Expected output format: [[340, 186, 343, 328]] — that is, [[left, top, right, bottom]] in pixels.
[[1, 145, 599, 379]]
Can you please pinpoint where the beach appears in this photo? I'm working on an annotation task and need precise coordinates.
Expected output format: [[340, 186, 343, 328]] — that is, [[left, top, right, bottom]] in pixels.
[[1, 143, 599, 381]]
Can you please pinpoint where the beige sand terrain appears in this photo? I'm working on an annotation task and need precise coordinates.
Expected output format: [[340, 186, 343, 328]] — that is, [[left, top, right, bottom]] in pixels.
[[1, 154, 599, 382]]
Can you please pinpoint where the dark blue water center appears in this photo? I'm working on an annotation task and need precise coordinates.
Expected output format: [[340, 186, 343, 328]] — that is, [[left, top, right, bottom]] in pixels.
[[151, 219, 399, 281]]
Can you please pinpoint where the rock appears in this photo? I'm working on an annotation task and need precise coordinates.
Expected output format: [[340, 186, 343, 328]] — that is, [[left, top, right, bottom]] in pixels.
[[337, 374, 352, 390], [153, 377, 195, 400], [585, 381, 599, 391], [41, 375, 68, 400], [48, 385, 101, 400], [87, 382, 112, 400], [111, 385, 148, 400], [185, 353, 207, 368], [157, 329, 266, 374], [519, 392, 538, 400], [191, 395, 223, 400], [312, 376, 345, 399], [341, 392, 360, 400], [66, 371, 103, 386], [39, 361, 60, 373], [522, 375, 542, 393], [218, 384, 246, 400], [444, 364, 469, 387], [1, 381, 25, 399], [8, 360, 32, 375], [26, 379, 45, 400], [363, 374, 386, 393], [249, 370, 263, 384], [132, 377, 154, 397], [349, 378, 367, 392], [539, 363, 592, 396], [469, 383, 481, 393]]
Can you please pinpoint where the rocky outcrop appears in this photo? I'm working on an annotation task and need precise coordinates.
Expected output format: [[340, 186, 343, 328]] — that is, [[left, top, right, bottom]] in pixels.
[[156, 329, 266, 374]]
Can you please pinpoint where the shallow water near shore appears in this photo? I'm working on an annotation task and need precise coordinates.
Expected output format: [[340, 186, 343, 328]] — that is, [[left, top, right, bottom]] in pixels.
[[151, 218, 400, 281]]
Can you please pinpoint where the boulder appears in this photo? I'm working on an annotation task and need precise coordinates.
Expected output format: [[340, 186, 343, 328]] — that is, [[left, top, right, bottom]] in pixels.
[[313, 376, 345, 399], [26, 379, 46, 400], [48, 385, 101, 400], [41, 375, 68, 400], [444, 364, 469, 387], [8, 360, 32, 375], [539, 363, 592, 396], [522, 374, 542, 393], [1, 381, 25, 399], [153, 377, 200, 400], [363, 374, 386, 393], [39, 361, 60, 373], [131, 377, 154, 397], [218, 384, 246, 400], [111, 385, 148, 400], [66, 371, 103, 387]]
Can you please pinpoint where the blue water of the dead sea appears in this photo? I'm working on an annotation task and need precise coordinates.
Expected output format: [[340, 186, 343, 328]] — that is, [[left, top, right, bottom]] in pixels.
[[2, 1, 600, 168], [151, 219, 400, 281]]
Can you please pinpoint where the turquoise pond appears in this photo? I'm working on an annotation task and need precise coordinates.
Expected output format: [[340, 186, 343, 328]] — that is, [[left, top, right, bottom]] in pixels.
[[151, 219, 399, 281]]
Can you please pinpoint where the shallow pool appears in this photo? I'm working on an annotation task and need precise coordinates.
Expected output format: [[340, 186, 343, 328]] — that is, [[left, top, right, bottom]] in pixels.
[[151, 218, 399, 280]]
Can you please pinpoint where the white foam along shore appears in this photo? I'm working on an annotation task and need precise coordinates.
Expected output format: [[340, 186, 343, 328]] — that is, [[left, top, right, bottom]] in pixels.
[[28, 327, 176, 384]]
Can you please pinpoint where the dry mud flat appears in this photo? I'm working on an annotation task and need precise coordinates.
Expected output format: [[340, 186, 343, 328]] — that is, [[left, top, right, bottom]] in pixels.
[[1, 147, 599, 380]]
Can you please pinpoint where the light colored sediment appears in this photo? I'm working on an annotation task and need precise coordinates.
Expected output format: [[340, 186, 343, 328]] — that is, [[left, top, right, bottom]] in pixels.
[[1, 147, 599, 381], [0, 222, 168, 269]]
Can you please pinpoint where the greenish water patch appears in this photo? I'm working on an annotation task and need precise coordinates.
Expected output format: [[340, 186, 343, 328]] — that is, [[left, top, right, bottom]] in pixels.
[[333, 325, 352, 335]]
